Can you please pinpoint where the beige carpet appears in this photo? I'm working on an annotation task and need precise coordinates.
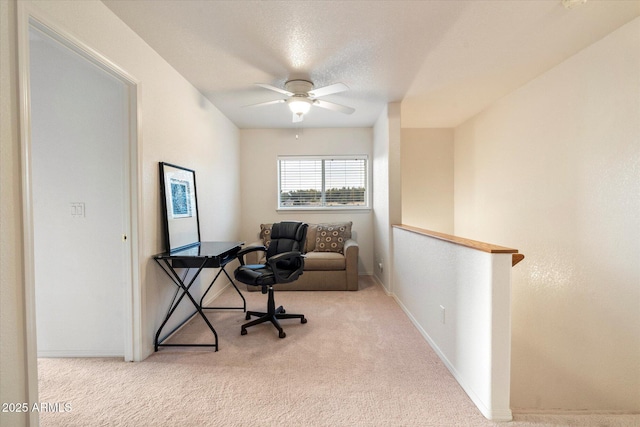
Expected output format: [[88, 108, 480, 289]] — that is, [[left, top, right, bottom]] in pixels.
[[38, 277, 638, 426]]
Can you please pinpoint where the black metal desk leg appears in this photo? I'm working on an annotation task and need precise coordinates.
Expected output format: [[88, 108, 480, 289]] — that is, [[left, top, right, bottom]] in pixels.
[[153, 259, 219, 351], [200, 265, 247, 311]]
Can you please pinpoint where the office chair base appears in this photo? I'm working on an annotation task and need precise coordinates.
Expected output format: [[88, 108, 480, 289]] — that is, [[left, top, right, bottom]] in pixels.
[[241, 287, 306, 338]]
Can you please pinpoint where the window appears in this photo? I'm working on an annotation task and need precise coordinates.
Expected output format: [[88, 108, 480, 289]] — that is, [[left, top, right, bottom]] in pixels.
[[278, 155, 369, 210]]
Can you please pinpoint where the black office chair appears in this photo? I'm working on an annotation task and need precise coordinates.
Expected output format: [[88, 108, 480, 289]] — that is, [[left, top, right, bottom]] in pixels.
[[234, 221, 308, 338]]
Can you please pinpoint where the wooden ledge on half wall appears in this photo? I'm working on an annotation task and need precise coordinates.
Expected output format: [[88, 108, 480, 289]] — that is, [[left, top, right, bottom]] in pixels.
[[392, 224, 525, 267]]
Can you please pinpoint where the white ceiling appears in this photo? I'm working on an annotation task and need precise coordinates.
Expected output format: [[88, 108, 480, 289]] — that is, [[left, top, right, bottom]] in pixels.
[[102, 0, 639, 129]]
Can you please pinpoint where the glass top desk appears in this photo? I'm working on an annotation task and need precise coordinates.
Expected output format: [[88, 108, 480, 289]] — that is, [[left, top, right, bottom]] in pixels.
[[152, 241, 245, 352]]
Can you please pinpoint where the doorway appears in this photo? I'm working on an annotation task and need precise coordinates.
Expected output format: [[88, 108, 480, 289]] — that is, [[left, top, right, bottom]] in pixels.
[[24, 19, 139, 360]]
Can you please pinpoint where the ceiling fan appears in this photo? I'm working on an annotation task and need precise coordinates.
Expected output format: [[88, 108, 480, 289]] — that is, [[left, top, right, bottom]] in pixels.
[[246, 79, 355, 123]]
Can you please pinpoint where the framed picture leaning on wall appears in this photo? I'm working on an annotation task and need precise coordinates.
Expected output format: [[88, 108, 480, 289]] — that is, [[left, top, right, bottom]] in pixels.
[[159, 162, 201, 252]]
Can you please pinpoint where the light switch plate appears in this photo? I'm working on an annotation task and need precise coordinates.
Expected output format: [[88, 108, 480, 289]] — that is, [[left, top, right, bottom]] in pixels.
[[70, 202, 85, 217]]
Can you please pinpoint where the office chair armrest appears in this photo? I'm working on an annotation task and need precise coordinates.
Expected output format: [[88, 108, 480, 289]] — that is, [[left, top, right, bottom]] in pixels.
[[236, 245, 266, 265], [267, 251, 304, 283]]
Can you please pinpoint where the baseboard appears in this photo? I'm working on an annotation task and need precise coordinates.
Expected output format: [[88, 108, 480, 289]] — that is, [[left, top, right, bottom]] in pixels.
[[38, 350, 124, 358], [512, 409, 640, 416], [201, 280, 232, 307], [368, 274, 391, 295]]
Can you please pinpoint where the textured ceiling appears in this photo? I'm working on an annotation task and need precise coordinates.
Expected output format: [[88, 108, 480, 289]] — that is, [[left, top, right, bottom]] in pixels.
[[102, 0, 639, 129]]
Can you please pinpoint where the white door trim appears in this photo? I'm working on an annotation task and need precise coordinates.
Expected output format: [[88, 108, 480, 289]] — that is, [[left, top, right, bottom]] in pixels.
[[16, 3, 143, 424]]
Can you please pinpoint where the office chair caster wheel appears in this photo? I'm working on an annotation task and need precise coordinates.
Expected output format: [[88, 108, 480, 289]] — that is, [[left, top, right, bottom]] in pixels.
[[241, 328, 247, 336], [245, 313, 251, 320], [301, 318, 307, 324], [279, 331, 286, 339], [281, 309, 286, 314]]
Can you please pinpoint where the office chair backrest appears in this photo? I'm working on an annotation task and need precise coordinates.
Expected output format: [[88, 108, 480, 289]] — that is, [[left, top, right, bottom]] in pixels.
[[266, 222, 308, 261]]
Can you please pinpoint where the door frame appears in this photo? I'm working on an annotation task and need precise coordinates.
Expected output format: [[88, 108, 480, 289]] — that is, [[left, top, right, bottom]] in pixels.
[[17, 3, 143, 423]]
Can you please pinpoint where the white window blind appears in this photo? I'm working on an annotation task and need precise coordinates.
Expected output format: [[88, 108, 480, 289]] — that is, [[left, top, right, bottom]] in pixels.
[[278, 156, 368, 209]]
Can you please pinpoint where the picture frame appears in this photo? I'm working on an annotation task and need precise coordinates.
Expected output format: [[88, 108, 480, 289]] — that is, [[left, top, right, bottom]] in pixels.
[[159, 162, 201, 252]]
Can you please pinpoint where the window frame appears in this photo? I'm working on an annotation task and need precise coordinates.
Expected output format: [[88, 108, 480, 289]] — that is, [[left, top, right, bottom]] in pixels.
[[277, 155, 370, 211]]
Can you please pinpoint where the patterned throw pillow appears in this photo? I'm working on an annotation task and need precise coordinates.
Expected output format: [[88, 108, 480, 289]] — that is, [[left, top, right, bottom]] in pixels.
[[314, 222, 352, 253], [259, 223, 272, 248]]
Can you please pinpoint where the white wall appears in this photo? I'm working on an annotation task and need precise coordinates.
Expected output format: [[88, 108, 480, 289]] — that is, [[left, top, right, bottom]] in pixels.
[[454, 17, 640, 412], [239, 128, 373, 274], [372, 106, 389, 288], [401, 128, 454, 234], [372, 103, 402, 291], [20, 0, 241, 360]]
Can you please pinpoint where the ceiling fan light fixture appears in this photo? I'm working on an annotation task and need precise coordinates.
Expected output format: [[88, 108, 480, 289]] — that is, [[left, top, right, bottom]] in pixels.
[[288, 97, 312, 116]]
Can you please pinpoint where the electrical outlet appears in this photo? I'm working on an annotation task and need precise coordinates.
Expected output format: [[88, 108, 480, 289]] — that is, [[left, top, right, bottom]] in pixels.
[[440, 305, 446, 324]]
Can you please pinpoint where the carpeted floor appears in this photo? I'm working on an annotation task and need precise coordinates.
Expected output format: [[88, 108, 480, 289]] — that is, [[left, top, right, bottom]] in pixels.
[[38, 277, 638, 426]]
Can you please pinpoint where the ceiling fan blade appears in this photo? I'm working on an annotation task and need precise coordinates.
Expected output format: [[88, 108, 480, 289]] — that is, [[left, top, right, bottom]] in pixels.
[[256, 83, 294, 96], [292, 113, 304, 123], [243, 99, 286, 108], [308, 82, 349, 98], [313, 99, 355, 115]]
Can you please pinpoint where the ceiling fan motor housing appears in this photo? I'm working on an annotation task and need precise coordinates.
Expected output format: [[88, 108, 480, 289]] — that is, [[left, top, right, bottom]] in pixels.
[[285, 79, 314, 95]]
